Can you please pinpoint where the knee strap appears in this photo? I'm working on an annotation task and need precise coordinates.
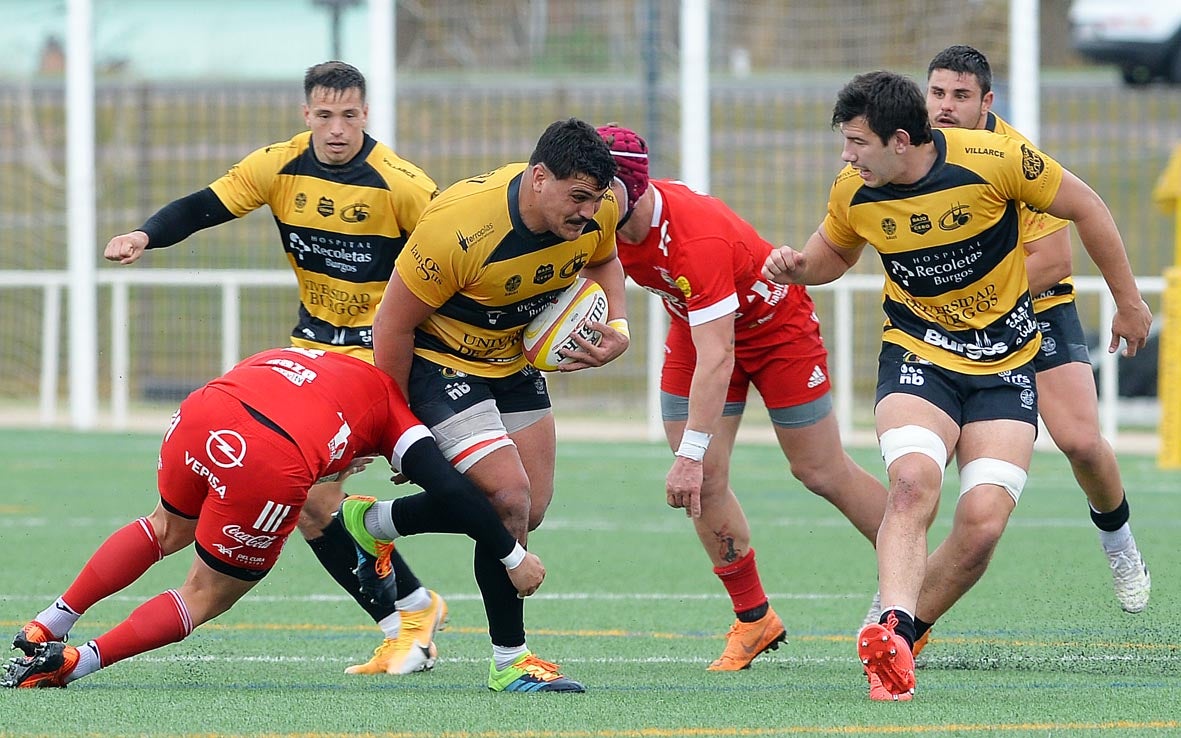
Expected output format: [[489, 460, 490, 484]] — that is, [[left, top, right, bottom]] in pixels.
[[879, 425, 948, 483], [958, 458, 1028, 505]]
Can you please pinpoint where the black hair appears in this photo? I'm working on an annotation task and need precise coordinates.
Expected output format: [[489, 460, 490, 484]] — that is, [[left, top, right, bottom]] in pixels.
[[528, 118, 617, 190], [927, 45, 993, 95], [304, 61, 366, 102], [832, 71, 932, 147]]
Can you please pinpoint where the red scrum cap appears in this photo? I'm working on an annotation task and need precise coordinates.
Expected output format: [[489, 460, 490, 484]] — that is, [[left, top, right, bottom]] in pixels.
[[596, 124, 649, 213]]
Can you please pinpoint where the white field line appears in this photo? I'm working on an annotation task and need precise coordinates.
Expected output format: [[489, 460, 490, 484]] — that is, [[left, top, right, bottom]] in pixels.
[[0, 591, 864, 604]]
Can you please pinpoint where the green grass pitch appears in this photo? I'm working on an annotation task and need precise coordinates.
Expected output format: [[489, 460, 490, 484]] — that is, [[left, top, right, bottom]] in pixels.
[[0, 427, 1178, 737]]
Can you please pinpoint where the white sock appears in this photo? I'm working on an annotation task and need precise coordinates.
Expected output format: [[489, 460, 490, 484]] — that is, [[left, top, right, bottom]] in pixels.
[[376, 611, 401, 640], [35, 598, 81, 639], [493, 643, 529, 671], [396, 587, 432, 613], [364, 500, 400, 541], [66, 641, 101, 684], [1098, 524, 1134, 554]]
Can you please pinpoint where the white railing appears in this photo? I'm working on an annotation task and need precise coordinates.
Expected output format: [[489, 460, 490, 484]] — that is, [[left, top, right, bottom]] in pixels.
[[0, 269, 1165, 442]]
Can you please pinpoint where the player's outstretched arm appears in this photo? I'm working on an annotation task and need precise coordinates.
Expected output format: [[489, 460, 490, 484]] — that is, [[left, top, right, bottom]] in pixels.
[[763, 227, 862, 286], [1044, 171, 1151, 356], [103, 188, 235, 264], [103, 231, 150, 264]]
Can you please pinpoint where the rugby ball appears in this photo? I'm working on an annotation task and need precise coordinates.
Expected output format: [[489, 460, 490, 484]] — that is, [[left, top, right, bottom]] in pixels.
[[522, 277, 609, 371]]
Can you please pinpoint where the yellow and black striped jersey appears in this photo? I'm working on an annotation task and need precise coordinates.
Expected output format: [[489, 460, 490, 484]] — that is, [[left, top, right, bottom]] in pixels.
[[986, 112, 1075, 312], [395, 162, 620, 377], [823, 126, 1064, 374], [209, 131, 438, 363]]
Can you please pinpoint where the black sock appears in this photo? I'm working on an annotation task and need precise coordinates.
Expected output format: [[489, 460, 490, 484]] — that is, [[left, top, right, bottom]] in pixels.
[[882, 608, 916, 649], [1090, 494, 1130, 532], [390, 491, 481, 537], [914, 617, 934, 641], [389, 548, 423, 606], [474, 541, 524, 647], [737, 602, 769, 623], [305, 517, 399, 622]]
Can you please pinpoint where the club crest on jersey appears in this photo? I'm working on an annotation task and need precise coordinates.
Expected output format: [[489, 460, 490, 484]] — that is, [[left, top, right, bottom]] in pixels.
[[939, 204, 972, 231], [675, 275, 692, 299], [1020, 144, 1044, 180], [559, 252, 588, 279], [909, 213, 932, 235], [881, 218, 897, 237], [294, 193, 307, 211], [505, 275, 522, 294], [341, 203, 369, 222]]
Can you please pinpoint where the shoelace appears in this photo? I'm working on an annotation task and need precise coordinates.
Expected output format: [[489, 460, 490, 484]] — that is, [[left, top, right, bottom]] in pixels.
[[1109, 550, 1144, 584], [883, 611, 900, 632], [517, 655, 562, 681], [374, 541, 394, 579]]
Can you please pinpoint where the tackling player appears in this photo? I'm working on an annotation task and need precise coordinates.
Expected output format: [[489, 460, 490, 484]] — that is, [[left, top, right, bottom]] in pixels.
[[100, 61, 446, 676], [3, 347, 545, 688]]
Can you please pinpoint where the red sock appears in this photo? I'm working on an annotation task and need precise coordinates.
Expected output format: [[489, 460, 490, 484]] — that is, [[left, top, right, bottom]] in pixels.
[[93, 590, 193, 667], [713, 548, 768, 614], [61, 518, 164, 613]]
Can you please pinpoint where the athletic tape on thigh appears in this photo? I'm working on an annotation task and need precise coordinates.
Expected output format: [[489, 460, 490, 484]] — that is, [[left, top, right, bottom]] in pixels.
[[430, 398, 515, 473], [501, 407, 551, 435], [957, 457, 1028, 505], [879, 425, 947, 483]]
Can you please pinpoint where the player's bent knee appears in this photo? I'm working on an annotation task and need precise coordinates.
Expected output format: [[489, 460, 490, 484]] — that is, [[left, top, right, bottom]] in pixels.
[[879, 425, 947, 484], [958, 458, 1028, 505], [146, 508, 197, 555]]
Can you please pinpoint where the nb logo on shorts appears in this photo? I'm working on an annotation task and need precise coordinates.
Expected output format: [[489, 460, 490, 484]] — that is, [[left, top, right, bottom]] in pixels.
[[898, 365, 925, 386]]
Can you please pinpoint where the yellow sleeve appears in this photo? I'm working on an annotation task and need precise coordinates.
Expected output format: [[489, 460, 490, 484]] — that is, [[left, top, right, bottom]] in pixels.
[[1000, 138, 1065, 215], [382, 156, 439, 233], [208, 144, 284, 218], [820, 167, 865, 249], [394, 207, 470, 309]]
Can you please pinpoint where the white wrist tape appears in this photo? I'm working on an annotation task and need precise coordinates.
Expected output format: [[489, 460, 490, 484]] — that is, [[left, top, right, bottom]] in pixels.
[[674, 429, 712, 462], [501, 542, 528, 570]]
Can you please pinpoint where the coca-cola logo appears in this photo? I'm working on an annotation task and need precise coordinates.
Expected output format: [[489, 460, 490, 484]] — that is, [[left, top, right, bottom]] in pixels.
[[221, 524, 278, 549]]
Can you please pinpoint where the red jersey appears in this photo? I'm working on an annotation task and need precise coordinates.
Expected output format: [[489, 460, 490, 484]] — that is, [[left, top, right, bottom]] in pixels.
[[615, 179, 807, 335], [207, 347, 430, 479]]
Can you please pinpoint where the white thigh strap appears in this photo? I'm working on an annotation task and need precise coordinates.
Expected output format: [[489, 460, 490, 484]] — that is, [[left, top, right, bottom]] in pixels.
[[879, 425, 948, 483], [958, 458, 1028, 505]]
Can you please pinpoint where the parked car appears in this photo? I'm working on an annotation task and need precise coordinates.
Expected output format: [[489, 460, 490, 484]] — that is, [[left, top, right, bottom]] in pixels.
[[1069, 0, 1181, 85]]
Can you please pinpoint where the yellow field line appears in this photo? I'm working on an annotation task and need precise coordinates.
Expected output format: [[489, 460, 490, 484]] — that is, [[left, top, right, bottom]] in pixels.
[[0, 618, 1176, 651], [1, 619, 1174, 653]]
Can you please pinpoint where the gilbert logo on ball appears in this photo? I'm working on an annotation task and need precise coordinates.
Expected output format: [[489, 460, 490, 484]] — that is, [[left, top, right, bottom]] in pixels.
[[522, 277, 608, 371]]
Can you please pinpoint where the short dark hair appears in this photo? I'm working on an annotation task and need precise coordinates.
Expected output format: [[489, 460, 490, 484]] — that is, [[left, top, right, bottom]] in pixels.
[[927, 45, 993, 95], [832, 71, 932, 147], [304, 61, 366, 102], [529, 118, 617, 190]]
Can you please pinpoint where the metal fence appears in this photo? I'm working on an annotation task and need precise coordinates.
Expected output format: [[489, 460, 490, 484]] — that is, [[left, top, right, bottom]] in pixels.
[[0, 0, 1176, 435]]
